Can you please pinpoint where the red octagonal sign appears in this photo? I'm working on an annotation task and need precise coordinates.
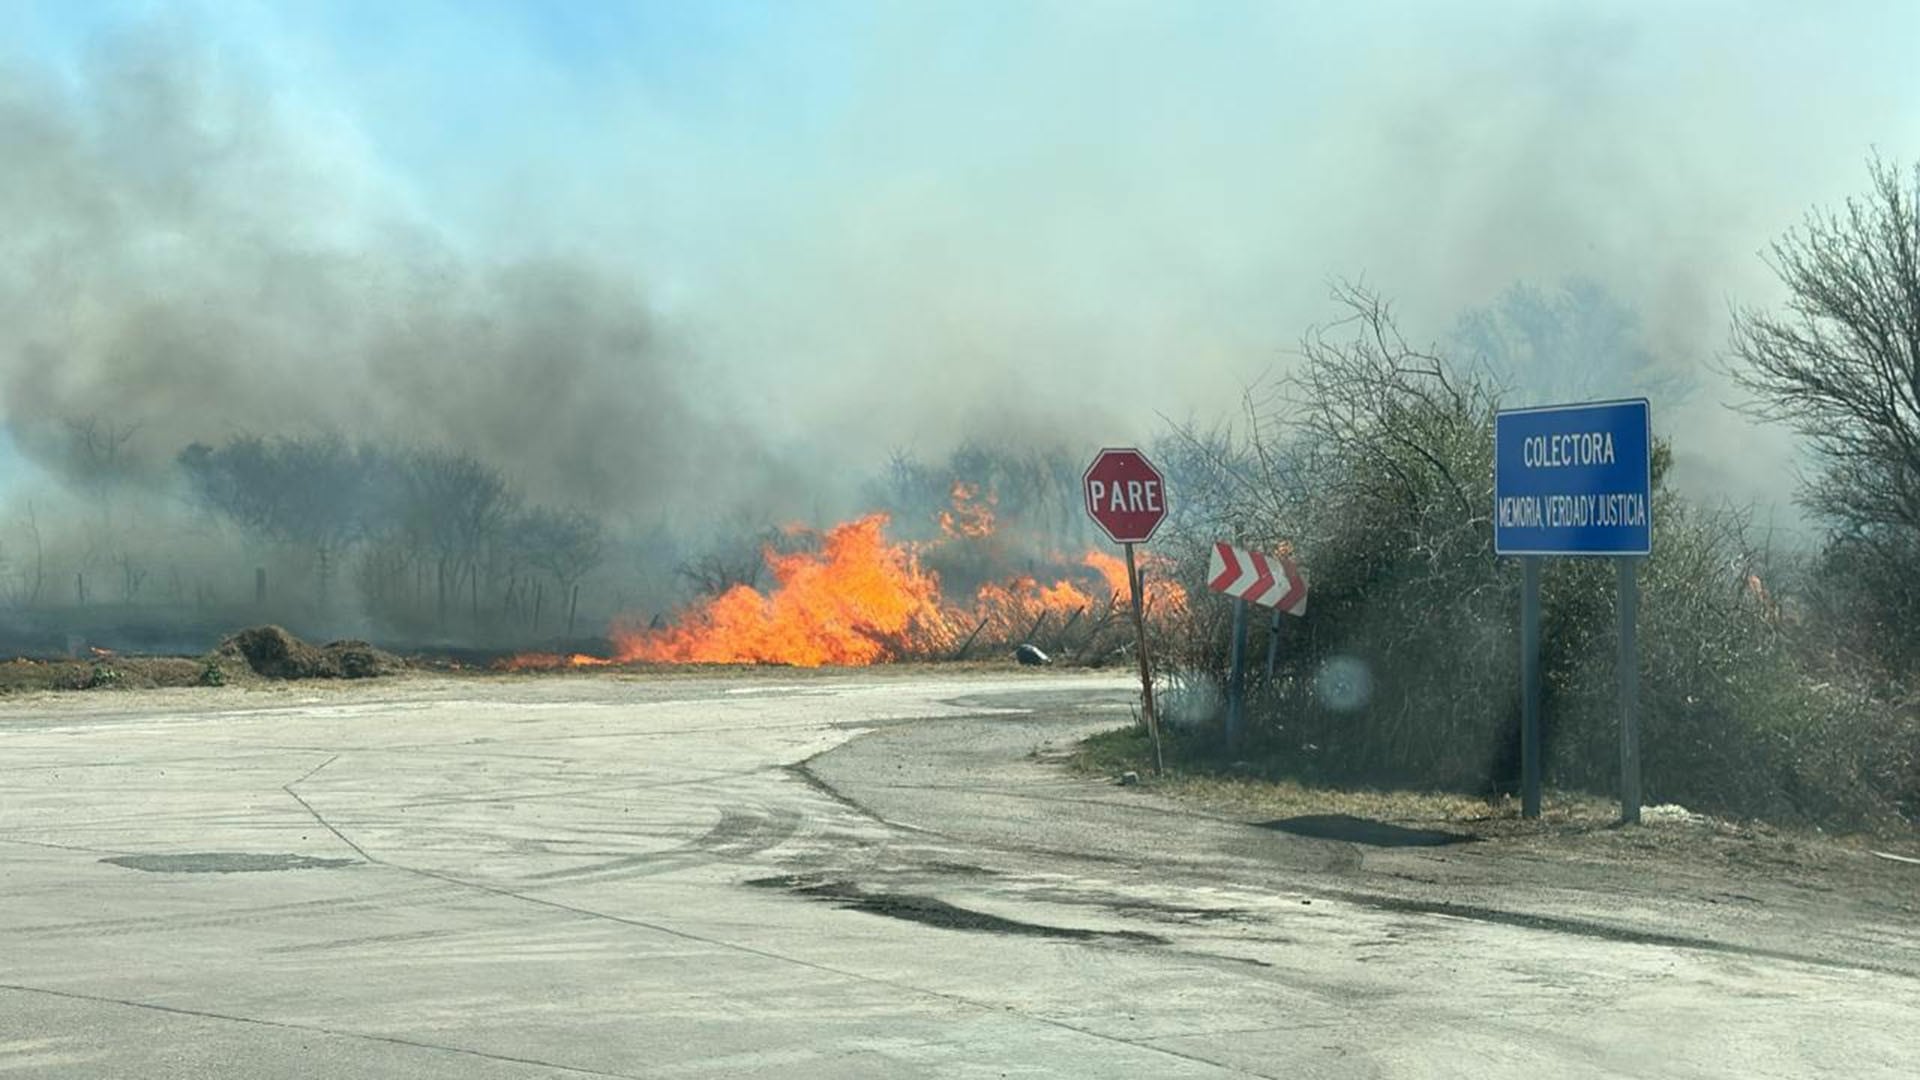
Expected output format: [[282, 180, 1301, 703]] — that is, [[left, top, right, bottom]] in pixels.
[[1083, 447, 1168, 544]]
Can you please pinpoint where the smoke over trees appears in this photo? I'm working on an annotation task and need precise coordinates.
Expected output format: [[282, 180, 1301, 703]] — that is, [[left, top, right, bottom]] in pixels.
[[1728, 156, 1920, 674], [174, 434, 616, 640], [0, 26, 814, 646], [1729, 157, 1920, 538], [0, 28, 779, 523]]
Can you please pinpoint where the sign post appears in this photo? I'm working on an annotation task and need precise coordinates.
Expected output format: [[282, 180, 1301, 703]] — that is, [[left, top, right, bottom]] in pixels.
[[1618, 558, 1641, 824], [1495, 399, 1651, 823], [1520, 556, 1542, 818], [1123, 543, 1162, 774], [1206, 540, 1308, 751], [1225, 597, 1249, 748], [1083, 449, 1170, 773]]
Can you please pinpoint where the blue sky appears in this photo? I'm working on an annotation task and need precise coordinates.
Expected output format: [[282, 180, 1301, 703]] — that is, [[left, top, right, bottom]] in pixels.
[[3, 1, 1918, 514]]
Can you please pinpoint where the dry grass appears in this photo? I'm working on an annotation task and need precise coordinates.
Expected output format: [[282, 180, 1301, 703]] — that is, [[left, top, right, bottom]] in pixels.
[[1067, 723, 1920, 879]]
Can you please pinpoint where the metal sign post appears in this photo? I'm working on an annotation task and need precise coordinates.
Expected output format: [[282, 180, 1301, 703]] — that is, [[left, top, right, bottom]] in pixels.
[[1495, 398, 1652, 824], [1618, 557, 1641, 824], [1225, 597, 1249, 749], [1520, 556, 1542, 818], [1084, 448, 1170, 775], [1206, 540, 1308, 753], [1123, 541, 1163, 774]]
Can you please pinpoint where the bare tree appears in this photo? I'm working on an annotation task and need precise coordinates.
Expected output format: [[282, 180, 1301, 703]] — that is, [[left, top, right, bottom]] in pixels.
[[1728, 156, 1920, 540], [1453, 277, 1692, 405], [676, 509, 778, 597], [400, 448, 520, 625], [64, 415, 143, 495], [515, 506, 607, 634], [178, 434, 377, 608], [20, 501, 44, 608]]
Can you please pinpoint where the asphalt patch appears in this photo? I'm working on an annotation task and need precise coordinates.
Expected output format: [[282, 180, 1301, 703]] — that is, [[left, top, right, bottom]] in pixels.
[[745, 875, 1167, 944], [101, 852, 358, 874]]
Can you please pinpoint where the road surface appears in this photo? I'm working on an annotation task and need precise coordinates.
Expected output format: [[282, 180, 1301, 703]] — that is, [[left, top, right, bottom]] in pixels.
[[2, 672, 1914, 1077]]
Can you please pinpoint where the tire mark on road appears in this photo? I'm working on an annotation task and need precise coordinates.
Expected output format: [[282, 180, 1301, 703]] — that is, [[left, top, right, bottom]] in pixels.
[[382, 862, 1273, 1078], [284, 768, 1271, 1077], [523, 806, 805, 883], [800, 753, 1920, 982]]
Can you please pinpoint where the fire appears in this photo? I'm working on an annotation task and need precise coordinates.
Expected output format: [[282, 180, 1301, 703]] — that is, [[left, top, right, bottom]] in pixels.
[[496, 652, 612, 672], [1082, 549, 1187, 617], [936, 481, 997, 539], [1084, 550, 1130, 595], [501, 510, 1190, 671], [970, 575, 1096, 641], [611, 514, 949, 666]]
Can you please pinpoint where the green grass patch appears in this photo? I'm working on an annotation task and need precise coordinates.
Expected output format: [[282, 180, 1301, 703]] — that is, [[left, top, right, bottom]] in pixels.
[[1066, 722, 1618, 830], [1069, 724, 1158, 776]]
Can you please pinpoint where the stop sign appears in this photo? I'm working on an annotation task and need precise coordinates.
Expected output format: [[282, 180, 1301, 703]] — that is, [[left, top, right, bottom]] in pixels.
[[1083, 448, 1168, 544]]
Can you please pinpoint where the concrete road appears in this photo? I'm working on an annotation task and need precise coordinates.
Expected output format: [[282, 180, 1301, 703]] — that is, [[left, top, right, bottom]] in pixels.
[[1, 672, 1914, 1078]]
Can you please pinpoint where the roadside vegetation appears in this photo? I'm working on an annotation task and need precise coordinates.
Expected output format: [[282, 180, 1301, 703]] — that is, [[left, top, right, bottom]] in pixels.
[[0, 625, 401, 695], [1109, 158, 1920, 835]]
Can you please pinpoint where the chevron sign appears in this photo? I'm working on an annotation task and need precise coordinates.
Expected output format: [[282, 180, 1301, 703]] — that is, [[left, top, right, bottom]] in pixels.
[[1207, 541, 1307, 615]]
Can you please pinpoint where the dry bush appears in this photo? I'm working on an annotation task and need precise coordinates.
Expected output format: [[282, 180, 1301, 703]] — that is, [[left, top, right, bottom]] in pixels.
[[1151, 283, 1915, 831]]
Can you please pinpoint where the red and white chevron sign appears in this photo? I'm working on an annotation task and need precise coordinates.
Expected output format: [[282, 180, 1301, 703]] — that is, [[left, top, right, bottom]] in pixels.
[[1207, 541, 1307, 615]]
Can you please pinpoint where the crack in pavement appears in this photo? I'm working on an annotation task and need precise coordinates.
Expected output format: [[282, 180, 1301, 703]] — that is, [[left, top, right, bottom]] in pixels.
[[274, 756, 1275, 1078], [0, 982, 649, 1079]]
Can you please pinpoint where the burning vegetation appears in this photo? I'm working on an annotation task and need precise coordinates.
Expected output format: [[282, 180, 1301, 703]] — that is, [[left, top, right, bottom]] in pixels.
[[504, 485, 1186, 670], [614, 514, 945, 667]]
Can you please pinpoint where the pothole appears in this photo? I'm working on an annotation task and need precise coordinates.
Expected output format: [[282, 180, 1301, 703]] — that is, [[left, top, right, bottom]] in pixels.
[[745, 875, 1167, 944], [101, 852, 358, 874]]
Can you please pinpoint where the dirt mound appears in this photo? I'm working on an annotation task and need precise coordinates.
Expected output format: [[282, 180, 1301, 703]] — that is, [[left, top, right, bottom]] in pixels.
[[214, 626, 402, 680], [0, 657, 211, 694]]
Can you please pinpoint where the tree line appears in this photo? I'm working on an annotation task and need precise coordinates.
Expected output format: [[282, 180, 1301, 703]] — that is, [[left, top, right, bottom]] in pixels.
[[177, 437, 606, 638]]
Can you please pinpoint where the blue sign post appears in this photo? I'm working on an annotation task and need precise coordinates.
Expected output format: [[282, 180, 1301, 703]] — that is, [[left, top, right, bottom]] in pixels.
[[1494, 399, 1651, 823]]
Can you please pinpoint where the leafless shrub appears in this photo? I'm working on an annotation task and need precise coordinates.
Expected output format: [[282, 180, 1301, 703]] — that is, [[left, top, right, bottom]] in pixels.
[[1153, 281, 1916, 829]]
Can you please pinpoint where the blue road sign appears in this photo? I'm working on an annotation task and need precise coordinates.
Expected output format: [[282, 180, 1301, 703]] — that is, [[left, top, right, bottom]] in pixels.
[[1495, 399, 1651, 557]]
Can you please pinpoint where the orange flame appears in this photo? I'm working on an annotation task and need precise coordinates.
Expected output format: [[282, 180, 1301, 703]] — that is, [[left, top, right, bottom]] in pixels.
[[1084, 550, 1130, 595], [970, 575, 1095, 640], [611, 514, 949, 667], [936, 481, 997, 539], [494, 652, 613, 672], [1082, 549, 1187, 618], [501, 512, 1189, 670]]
